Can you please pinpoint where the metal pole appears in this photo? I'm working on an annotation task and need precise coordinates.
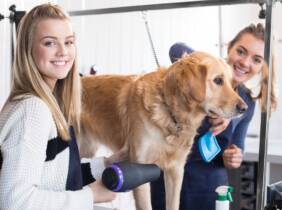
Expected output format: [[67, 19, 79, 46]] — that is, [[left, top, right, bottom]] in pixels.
[[69, 0, 266, 17], [256, 0, 274, 209], [217, 6, 224, 57], [142, 12, 160, 68]]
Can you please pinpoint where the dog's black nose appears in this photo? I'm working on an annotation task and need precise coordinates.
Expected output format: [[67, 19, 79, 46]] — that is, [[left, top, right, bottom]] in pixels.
[[236, 102, 248, 114]]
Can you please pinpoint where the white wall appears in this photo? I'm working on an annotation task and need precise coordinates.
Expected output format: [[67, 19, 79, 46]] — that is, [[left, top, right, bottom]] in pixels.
[[71, 6, 220, 75], [0, 1, 12, 109], [269, 3, 282, 140]]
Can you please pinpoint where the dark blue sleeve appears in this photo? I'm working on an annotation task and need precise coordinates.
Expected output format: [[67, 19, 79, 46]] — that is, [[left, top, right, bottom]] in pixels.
[[231, 102, 255, 151], [81, 162, 95, 186], [212, 124, 232, 166], [229, 85, 256, 151], [210, 87, 256, 165], [69, 127, 96, 186]]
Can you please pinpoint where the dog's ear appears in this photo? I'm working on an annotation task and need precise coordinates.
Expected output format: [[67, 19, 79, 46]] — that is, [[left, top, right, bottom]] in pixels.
[[180, 63, 207, 102], [163, 64, 180, 97], [164, 61, 207, 103]]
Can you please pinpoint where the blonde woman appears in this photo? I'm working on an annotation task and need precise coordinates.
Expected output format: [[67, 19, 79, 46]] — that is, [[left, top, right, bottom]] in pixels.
[[0, 3, 119, 210]]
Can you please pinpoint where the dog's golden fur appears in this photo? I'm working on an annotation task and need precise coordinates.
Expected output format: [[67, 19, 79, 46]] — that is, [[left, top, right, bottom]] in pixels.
[[78, 52, 247, 210]]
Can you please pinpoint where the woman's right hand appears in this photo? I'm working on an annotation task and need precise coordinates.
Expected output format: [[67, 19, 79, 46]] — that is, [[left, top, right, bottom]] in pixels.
[[88, 180, 116, 203], [208, 117, 231, 136]]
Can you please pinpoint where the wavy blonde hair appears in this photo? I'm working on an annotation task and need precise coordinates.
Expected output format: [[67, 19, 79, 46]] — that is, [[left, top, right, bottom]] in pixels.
[[8, 3, 81, 140], [228, 23, 277, 112]]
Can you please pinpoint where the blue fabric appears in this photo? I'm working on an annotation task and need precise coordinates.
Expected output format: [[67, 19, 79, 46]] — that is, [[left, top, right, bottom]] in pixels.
[[43, 127, 85, 190], [151, 85, 255, 210], [65, 127, 95, 189], [66, 127, 84, 190], [81, 162, 96, 185], [45, 136, 69, 161], [169, 42, 194, 63]]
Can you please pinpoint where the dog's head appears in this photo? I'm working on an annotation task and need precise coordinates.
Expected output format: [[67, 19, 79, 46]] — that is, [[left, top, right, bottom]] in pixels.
[[164, 51, 247, 119]]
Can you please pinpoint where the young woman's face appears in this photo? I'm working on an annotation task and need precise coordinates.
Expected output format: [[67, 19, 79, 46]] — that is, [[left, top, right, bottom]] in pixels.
[[32, 18, 75, 89], [227, 33, 264, 86]]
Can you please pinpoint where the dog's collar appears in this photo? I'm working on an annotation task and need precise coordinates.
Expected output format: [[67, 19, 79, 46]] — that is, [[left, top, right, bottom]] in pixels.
[[163, 100, 182, 135], [159, 89, 182, 135], [171, 111, 182, 133]]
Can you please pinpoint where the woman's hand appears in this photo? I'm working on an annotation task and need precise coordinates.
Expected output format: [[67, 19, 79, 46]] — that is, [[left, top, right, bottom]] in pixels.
[[89, 180, 116, 203], [223, 144, 243, 169], [208, 117, 231, 136]]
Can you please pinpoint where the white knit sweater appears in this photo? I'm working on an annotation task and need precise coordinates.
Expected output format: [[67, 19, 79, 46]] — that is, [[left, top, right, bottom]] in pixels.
[[0, 96, 95, 210]]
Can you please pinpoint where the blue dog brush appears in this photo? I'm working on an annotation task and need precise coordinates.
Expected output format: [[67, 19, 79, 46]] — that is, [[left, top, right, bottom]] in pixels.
[[198, 131, 221, 162]]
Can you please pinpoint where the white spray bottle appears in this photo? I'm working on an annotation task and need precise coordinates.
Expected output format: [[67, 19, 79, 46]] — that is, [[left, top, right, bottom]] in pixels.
[[215, 186, 234, 210]]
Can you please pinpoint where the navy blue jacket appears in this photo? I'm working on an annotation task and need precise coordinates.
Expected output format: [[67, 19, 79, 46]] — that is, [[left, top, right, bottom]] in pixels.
[[151, 85, 255, 210]]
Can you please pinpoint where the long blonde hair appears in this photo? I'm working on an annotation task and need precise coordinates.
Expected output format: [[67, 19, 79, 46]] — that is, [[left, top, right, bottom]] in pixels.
[[8, 3, 81, 140], [228, 23, 277, 112]]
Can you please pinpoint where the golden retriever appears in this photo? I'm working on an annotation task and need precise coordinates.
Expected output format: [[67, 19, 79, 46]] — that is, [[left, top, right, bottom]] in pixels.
[[78, 52, 247, 210]]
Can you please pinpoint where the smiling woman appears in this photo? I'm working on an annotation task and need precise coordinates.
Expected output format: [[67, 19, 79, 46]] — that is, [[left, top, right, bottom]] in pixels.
[[0, 3, 120, 210], [228, 33, 264, 85], [227, 23, 276, 112]]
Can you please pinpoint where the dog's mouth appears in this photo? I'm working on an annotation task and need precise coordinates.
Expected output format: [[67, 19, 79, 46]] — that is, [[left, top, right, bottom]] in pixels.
[[207, 108, 241, 119], [207, 109, 220, 118]]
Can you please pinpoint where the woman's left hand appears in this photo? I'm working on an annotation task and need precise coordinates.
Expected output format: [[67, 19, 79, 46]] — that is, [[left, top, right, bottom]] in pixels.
[[208, 117, 231, 136], [223, 144, 243, 169]]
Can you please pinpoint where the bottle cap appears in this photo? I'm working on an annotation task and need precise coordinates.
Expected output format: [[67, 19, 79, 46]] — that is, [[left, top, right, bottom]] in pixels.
[[215, 186, 234, 202]]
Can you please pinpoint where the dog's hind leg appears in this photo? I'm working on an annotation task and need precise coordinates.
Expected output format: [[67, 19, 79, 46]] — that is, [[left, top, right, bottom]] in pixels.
[[164, 164, 185, 210], [77, 124, 100, 158], [133, 183, 152, 210]]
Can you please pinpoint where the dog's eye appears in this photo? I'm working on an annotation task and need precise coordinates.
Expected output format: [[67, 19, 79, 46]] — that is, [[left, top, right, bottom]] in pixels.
[[214, 77, 223, 86]]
